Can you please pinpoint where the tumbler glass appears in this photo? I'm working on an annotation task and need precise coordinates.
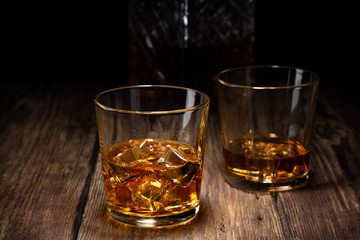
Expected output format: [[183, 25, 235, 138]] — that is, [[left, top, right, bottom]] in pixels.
[[95, 85, 209, 228], [216, 66, 319, 192]]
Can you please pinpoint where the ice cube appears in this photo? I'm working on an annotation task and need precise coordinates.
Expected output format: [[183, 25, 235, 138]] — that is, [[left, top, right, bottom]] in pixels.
[[139, 139, 166, 161], [103, 161, 141, 186], [128, 174, 170, 212], [115, 146, 144, 163], [156, 145, 200, 187], [164, 181, 198, 212], [113, 145, 152, 168], [139, 139, 154, 150]]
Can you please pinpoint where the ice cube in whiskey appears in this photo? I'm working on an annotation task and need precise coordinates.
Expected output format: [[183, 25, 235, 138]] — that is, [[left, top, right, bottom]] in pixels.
[[102, 139, 202, 217]]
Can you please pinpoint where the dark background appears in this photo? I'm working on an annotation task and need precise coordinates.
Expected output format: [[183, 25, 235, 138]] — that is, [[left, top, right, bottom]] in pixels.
[[254, 0, 359, 87], [5, 1, 359, 87]]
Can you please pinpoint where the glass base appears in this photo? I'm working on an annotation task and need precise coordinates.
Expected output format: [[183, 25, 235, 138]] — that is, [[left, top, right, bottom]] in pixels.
[[107, 205, 199, 228], [224, 172, 309, 193]]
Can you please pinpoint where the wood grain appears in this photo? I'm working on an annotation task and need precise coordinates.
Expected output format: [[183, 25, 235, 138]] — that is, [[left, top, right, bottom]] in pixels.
[[0, 83, 101, 240], [77, 88, 360, 239], [1, 84, 359, 239]]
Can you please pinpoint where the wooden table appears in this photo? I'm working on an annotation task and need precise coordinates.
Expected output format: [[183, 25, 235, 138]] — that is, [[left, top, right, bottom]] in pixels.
[[1, 83, 359, 239]]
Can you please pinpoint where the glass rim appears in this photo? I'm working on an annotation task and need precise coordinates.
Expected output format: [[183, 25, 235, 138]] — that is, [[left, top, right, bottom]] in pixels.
[[216, 65, 320, 90], [94, 85, 210, 115]]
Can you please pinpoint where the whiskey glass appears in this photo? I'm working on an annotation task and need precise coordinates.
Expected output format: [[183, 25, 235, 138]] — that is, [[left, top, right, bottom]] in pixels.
[[216, 66, 319, 192], [95, 85, 209, 228]]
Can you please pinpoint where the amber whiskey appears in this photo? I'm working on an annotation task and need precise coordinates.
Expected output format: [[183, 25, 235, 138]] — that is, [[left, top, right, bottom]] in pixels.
[[223, 134, 310, 183], [102, 139, 202, 217]]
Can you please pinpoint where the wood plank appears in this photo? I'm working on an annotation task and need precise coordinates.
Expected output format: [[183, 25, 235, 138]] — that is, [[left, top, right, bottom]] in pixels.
[[77, 88, 360, 239], [0, 83, 100, 239], [1, 85, 359, 239], [274, 88, 360, 239]]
